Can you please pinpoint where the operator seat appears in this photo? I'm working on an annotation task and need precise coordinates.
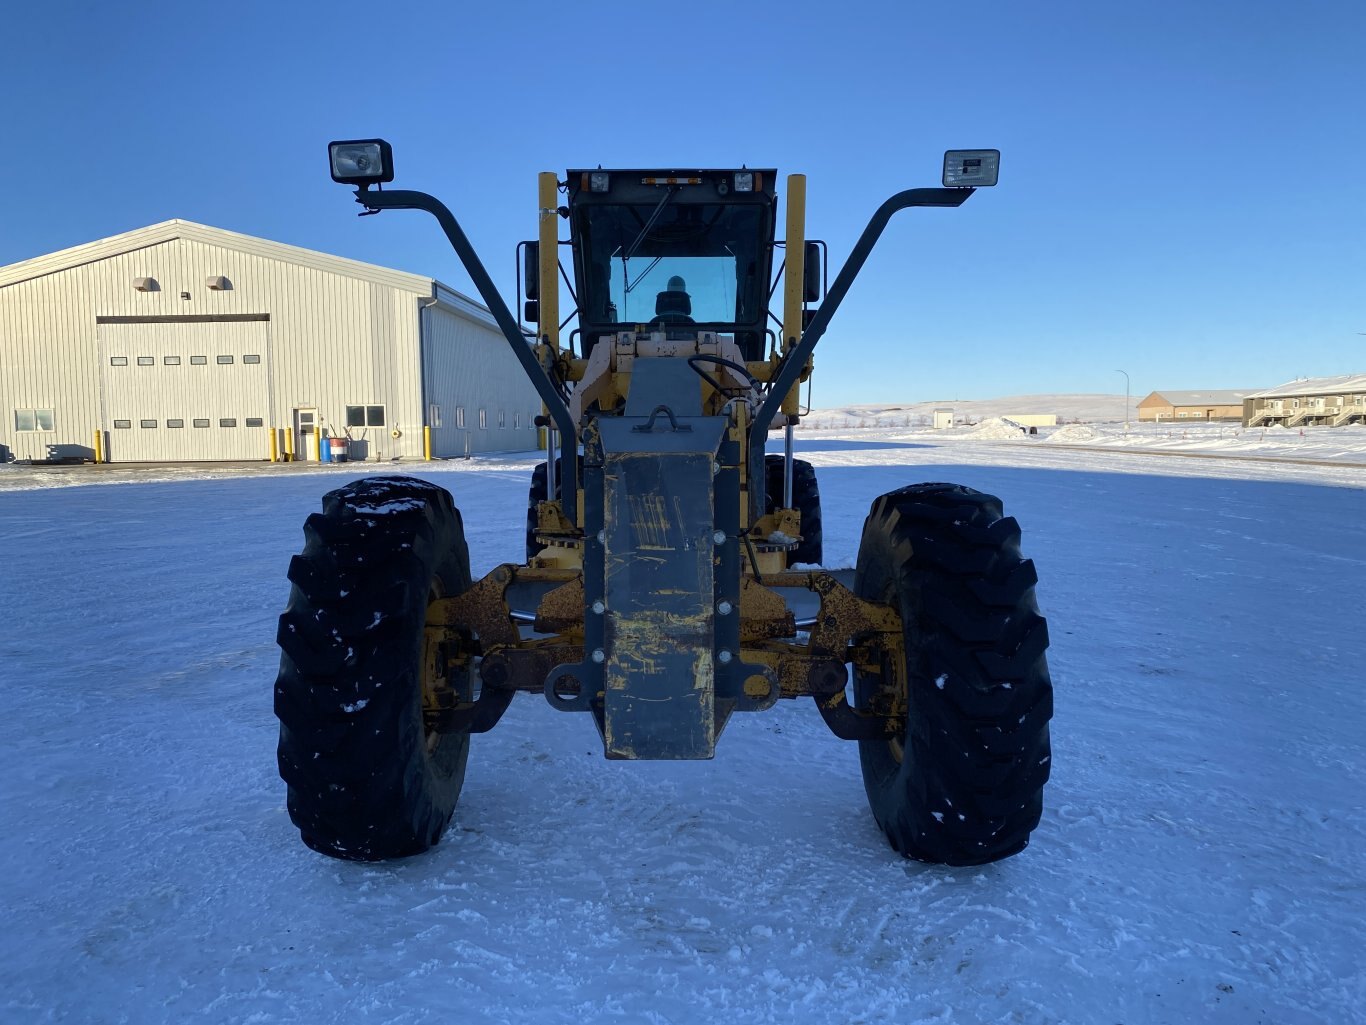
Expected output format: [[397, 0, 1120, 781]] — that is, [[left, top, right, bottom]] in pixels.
[[651, 274, 694, 327]]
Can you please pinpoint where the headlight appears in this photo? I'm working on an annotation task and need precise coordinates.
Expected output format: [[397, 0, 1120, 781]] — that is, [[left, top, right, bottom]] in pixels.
[[942, 149, 999, 188], [328, 139, 394, 186]]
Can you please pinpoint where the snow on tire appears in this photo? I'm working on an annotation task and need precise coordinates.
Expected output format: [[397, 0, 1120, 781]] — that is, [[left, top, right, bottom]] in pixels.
[[274, 476, 473, 861], [853, 482, 1053, 865]]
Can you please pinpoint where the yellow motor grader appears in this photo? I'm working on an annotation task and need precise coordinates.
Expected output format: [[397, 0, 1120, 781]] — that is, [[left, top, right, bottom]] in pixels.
[[274, 143, 1052, 866]]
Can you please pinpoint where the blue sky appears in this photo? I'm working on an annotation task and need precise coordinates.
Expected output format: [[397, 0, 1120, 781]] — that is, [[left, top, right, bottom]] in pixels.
[[4, 0, 1362, 405]]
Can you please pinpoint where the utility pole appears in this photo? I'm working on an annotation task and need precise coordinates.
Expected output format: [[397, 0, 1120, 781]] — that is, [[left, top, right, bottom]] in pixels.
[[1115, 369, 1130, 432]]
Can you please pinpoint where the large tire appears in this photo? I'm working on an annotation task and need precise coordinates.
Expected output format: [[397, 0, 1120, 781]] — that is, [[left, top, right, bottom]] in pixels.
[[764, 455, 823, 565], [275, 476, 474, 861], [853, 483, 1052, 865]]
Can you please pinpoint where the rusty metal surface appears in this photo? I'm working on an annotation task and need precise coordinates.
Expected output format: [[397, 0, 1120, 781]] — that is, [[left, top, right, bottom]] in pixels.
[[737, 577, 796, 641], [427, 564, 519, 648], [534, 576, 585, 635], [481, 639, 585, 694], [733, 571, 906, 740]]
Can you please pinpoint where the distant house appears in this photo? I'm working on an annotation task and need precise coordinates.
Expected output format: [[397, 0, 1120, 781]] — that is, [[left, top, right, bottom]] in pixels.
[[1137, 390, 1256, 423], [1243, 375, 1366, 428]]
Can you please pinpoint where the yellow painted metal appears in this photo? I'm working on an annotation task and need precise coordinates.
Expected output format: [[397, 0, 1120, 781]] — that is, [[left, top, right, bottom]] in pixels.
[[269, 428, 279, 463], [423, 425, 432, 461], [782, 174, 807, 415], [538, 172, 560, 353], [312, 429, 321, 463], [284, 428, 294, 462], [93, 429, 102, 464]]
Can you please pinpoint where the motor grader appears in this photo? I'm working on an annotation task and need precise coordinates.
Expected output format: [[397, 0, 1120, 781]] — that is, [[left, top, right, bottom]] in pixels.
[[274, 143, 1053, 866]]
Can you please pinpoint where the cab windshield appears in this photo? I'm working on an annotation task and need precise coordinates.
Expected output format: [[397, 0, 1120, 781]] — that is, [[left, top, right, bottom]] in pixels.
[[577, 202, 767, 327]]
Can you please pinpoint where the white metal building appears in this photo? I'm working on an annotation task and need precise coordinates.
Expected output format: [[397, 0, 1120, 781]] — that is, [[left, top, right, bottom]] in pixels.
[[0, 220, 541, 463]]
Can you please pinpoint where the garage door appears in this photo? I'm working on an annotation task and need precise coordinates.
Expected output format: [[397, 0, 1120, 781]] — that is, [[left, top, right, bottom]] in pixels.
[[100, 319, 270, 462]]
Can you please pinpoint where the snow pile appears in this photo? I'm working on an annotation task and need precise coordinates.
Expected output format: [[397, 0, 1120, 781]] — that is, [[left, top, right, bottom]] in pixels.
[[1046, 424, 1098, 443], [960, 417, 1027, 440]]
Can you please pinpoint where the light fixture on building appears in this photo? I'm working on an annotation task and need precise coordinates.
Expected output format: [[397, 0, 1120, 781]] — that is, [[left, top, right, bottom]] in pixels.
[[206, 275, 231, 290], [133, 277, 159, 292]]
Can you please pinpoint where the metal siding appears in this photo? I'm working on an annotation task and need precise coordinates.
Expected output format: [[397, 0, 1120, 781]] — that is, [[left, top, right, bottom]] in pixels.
[[420, 304, 540, 457], [1, 234, 435, 463]]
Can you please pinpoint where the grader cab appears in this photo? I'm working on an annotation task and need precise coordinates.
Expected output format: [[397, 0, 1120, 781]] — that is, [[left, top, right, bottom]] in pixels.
[[274, 143, 1053, 866]]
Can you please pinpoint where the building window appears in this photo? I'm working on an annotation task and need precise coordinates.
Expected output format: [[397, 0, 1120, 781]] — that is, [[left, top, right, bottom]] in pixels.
[[345, 405, 386, 428], [15, 409, 56, 432], [193, 418, 210, 428], [137, 356, 155, 366], [190, 356, 207, 365], [498, 410, 506, 429], [164, 355, 181, 366], [110, 356, 128, 367], [428, 404, 442, 428], [140, 419, 157, 429], [113, 419, 131, 429], [245, 417, 264, 428], [514, 412, 520, 429], [243, 354, 261, 365], [1177, 412, 1187, 418], [167, 418, 184, 428], [216, 355, 234, 365], [219, 418, 237, 428], [455, 407, 466, 429], [478, 409, 487, 430]]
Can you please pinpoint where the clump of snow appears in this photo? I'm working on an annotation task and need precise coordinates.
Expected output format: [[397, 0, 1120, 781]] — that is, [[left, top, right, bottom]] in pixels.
[[347, 498, 427, 514]]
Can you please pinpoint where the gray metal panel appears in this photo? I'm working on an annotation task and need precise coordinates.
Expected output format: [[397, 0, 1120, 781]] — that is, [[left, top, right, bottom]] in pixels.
[[419, 302, 541, 456]]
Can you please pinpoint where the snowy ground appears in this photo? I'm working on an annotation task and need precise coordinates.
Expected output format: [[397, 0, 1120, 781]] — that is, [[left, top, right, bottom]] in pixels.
[[2, 424, 1364, 1024]]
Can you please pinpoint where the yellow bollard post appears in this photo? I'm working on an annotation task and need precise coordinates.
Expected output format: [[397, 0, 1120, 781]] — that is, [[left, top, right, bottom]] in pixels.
[[423, 425, 432, 461], [312, 430, 321, 463], [284, 428, 294, 462], [269, 428, 279, 463], [93, 429, 103, 464]]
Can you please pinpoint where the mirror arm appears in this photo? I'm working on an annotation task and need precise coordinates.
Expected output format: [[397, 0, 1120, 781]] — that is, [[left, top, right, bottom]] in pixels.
[[353, 188, 579, 523], [747, 187, 974, 520]]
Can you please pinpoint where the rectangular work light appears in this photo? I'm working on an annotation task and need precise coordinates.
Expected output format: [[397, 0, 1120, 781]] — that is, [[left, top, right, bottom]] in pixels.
[[329, 139, 395, 186], [942, 149, 1000, 188]]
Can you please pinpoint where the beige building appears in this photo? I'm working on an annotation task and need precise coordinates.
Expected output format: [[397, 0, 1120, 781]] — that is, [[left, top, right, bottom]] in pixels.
[[1243, 375, 1366, 428], [1, 220, 539, 463], [1137, 389, 1256, 423]]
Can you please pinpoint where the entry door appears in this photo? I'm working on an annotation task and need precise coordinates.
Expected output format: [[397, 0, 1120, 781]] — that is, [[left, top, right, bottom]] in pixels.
[[295, 409, 318, 461]]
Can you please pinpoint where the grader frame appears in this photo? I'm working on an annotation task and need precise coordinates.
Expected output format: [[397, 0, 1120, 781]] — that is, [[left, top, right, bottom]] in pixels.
[[327, 144, 989, 760]]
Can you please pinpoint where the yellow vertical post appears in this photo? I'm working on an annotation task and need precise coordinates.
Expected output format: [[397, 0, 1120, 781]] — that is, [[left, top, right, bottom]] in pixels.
[[423, 425, 432, 461], [782, 174, 807, 416], [312, 430, 321, 462], [284, 428, 294, 462], [538, 172, 560, 354], [269, 428, 279, 463], [93, 429, 103, 464]]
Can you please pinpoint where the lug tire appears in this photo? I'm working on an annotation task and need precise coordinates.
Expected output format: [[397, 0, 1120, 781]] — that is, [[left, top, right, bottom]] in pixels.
[[275, 476, 473, 861], [853, 482, 1053, 865], [764, 455, 823, 565]]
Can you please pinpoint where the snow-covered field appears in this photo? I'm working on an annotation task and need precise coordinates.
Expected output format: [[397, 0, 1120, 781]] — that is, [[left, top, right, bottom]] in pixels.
[[2, 424, 1364, 1024]]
